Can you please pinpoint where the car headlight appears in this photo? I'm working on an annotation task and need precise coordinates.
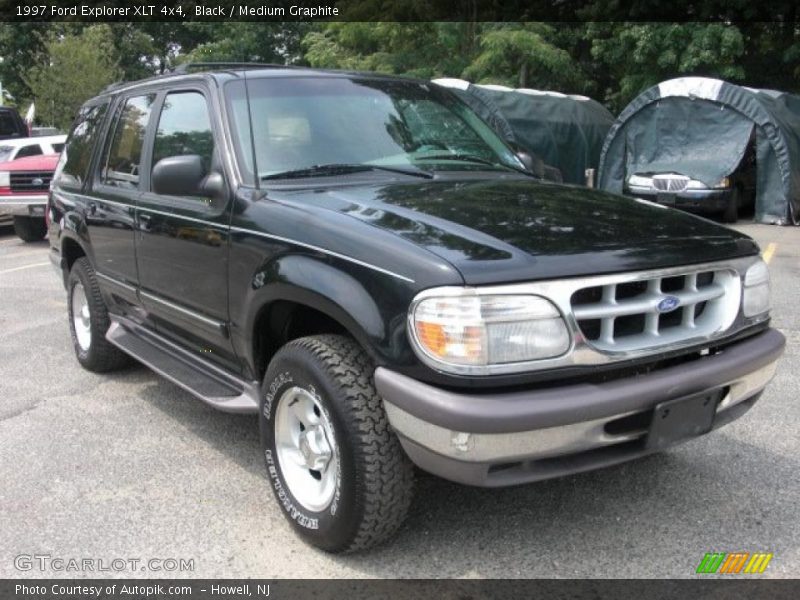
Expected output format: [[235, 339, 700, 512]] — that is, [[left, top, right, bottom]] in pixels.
[[0, 171, 9, 188], [628, 174, 652, 188], [743, 259, 770, 317], [685, 179, 708, 190], [409, 292, 570, 374]]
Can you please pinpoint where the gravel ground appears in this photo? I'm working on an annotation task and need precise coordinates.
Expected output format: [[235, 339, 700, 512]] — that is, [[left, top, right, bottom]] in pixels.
[[0, 220, 797, 579]]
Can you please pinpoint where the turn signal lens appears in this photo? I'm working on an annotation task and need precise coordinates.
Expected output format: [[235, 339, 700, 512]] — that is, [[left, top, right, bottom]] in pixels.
[[411, 294, 570, 374], [743, 260, 770, 317], [714, 177, 731, 189]]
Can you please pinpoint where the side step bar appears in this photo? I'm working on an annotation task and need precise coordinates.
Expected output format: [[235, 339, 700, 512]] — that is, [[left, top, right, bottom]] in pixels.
[[106, 316, 260, 414]]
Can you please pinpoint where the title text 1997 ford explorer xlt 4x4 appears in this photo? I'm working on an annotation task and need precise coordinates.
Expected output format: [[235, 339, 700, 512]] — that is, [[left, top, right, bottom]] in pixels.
[[48, 64, 784, 553]]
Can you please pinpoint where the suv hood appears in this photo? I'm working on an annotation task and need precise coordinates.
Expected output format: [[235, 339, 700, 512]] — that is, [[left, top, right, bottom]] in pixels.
[[277, 178, 759, 285]]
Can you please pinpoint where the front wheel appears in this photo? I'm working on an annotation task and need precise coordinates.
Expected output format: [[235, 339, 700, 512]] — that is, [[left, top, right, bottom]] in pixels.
[[13, 216, 47, 242], [721, 188, 740, 223], [260, 335, 414, 553]]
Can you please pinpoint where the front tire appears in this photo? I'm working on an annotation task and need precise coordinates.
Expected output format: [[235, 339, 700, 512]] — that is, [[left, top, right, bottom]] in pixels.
[[13, 216, 46, 242], [721, 187, 740, 223], [260, 335, 414, 553], [67, 258, 130, 372]]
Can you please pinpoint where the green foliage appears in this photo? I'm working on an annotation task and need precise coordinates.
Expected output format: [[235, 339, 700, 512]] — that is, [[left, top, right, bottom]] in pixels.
[[463, 24, 583, 90], [181, 23, 310, 65], [304, 23, 464, 78], [589, 23, 746, 109], [1, 19, 798, 125], [0, 23, 54, 106], [25, 26, 122, 129]]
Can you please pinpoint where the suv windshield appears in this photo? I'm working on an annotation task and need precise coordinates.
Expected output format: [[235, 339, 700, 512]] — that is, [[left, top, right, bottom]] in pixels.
[[226, 76, 524, 181]]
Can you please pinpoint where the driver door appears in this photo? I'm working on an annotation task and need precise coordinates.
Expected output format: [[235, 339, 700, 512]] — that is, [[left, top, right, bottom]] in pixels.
[[134, 87, 237, 371]]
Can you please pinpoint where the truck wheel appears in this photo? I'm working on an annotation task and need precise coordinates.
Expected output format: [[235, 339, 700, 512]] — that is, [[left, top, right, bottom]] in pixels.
[[260, 335, 414, 553], [67, 258, 130, 372], [721, 188, 740, 223], [13, 216, 47, 242]]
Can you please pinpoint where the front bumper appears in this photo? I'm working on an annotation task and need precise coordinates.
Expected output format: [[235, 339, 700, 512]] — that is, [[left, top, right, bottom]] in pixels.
[[376, 329, 784, 487], [626, 187, 731, 212], [0, 193, 47, 216]]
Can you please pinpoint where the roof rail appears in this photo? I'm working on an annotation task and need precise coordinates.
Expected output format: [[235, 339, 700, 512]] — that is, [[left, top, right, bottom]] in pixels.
[[98, 62, 303, 95], [172, 62, 301, 74]]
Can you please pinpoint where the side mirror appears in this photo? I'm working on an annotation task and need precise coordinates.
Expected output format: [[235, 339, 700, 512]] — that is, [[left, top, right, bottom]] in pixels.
[[152, 155, 206, 197], [515, 151, 545, 178]]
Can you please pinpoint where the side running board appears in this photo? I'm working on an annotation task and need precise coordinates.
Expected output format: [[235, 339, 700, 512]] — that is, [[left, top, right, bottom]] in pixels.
[[106, 316, 260, 414]]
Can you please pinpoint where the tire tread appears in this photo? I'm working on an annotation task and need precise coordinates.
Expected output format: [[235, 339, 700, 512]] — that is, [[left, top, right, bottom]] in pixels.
[[283, 334, 414, 553], [68, 257, 130, 373]]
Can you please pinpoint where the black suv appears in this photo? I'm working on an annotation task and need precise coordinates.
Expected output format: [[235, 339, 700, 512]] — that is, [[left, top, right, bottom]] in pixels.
[[48, 64, 785, 553]]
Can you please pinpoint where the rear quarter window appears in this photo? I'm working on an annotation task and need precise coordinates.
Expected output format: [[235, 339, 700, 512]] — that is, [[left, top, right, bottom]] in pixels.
[[57, 101, 110, 190]]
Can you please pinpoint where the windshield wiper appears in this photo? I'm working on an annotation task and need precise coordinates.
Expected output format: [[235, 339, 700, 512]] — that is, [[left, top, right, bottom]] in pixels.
[[413, 153, 510, 168], [261, 163, 433, 180]]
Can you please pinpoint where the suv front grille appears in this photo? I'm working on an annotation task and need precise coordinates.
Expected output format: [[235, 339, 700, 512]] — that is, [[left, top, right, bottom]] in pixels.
[[10, 171, 52, 193], [652, 176, 688, 192], [571, 268, 737, 353]]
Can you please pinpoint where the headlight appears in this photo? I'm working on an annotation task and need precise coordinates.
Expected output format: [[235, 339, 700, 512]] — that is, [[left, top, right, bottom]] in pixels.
[[686, 179, 708, 190], [409, 292, 570, 374], [0, 171, 9, 188], [628, 174, 652, 188], [743, 259, 770, 317]]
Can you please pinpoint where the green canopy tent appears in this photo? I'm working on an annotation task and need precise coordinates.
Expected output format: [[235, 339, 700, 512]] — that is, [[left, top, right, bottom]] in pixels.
[[598, 77, 800, 225], [433, 79, 614, 185]]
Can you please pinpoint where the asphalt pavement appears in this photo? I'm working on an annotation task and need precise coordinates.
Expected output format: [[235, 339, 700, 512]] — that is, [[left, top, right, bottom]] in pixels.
[[0, 220, 797, 579]]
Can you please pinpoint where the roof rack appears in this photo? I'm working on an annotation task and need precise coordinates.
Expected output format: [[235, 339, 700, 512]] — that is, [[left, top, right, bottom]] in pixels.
[[99, 62, 304, 95], [172, 62, 302, 74]]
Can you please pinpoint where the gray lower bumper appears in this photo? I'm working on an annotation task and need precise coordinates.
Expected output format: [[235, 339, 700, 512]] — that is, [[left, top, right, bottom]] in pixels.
[[626, 187, 731, 211], [376, 329, 785, 487], [0, 194, 47, 216]]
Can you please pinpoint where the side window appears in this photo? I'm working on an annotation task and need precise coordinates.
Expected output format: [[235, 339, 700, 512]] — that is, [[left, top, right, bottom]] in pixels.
[[101, 94, 155, 189], [57, 101, 109, 190], [16, 144, 43, 159], [152, 91, 215, 189], [52, 143, 65, 153]]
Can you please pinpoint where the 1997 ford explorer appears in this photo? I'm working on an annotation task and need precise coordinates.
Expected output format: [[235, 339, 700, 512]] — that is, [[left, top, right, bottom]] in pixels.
[[48, 64, 785, 553]]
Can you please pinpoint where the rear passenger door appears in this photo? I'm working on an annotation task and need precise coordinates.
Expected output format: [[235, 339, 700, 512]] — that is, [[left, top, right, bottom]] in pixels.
[[87, 93, 156, 312], [135, 88, 236, 370]]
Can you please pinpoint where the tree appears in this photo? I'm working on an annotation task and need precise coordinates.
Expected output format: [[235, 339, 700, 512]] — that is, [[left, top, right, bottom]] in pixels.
[[462, 24, 583, 90], [588, 23, 746, 110], [0, 23, 54, 107], [25, 25, 121, 129], [181, 23, 311, 65]]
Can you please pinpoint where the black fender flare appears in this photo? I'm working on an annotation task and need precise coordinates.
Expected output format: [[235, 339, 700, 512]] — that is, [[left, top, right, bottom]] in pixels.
[[237, 254, 400, 375]]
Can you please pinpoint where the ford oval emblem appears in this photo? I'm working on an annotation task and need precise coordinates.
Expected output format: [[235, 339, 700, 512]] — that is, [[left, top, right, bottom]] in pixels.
[[32, 177, 44, 186], [657, 295, 680, 313]]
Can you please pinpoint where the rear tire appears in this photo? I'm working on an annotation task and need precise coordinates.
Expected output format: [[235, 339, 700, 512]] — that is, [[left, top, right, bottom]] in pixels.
[[67, 258, 130, 372], [13, 216, 46, 242], [260, 334, 414, 553], [721, 188, 740, 223]]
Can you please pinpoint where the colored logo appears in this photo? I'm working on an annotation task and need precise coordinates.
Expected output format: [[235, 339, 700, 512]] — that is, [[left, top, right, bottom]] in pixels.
[[656, 295, 680, 313], [696, 552, 773, 574]]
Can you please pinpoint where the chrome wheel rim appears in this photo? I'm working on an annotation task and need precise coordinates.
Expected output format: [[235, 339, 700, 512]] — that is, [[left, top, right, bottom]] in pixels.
[[274, 386, 338, 512], [71, 282, 92, 351]]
